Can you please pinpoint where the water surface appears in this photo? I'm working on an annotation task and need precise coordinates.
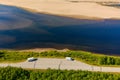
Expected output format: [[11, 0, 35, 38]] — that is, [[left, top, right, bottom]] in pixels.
[[0, 5, 120, 55]]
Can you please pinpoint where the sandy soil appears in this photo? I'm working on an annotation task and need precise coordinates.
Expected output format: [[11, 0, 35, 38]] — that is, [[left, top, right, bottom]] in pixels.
[[1, 58, 120, 72], [20, 48, 69, 53], [0, 0, 120, 19]]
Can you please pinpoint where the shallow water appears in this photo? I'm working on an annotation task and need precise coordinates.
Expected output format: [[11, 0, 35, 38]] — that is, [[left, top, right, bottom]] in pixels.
[[0, 5, 120, 55]]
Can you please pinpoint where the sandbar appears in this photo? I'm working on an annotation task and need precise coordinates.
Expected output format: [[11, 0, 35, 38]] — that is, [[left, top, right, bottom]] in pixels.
[[0, 0, 120, 19]]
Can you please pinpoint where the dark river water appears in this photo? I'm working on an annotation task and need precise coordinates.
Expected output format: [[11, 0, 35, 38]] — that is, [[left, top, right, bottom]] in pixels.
[[0, 4, 120, 55]]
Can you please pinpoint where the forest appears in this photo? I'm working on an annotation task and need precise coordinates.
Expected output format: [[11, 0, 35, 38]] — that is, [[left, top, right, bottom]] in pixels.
[[0, 50, 120, 66], [0, 66, 120, 80]]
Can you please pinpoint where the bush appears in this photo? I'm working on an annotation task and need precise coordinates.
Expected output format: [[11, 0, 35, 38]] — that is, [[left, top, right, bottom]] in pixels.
[[0, 67, 120, 80]]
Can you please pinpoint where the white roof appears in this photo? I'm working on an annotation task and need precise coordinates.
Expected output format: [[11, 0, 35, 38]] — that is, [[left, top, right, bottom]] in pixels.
[[27, 57, 34, 60]]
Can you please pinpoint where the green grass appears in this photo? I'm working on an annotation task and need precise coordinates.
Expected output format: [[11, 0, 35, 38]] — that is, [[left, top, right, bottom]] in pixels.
[[1, 50, 120, 66]]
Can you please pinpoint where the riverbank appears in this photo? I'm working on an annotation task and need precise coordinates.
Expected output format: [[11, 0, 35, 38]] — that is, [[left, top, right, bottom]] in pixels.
[[0, 0, 120, 19]]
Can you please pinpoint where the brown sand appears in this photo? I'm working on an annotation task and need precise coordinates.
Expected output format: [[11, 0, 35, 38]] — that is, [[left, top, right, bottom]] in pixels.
[[0, 0, 120, 19]]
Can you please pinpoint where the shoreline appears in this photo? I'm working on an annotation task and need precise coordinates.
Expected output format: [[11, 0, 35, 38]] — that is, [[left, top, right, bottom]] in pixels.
[[16, 5, 120, 20], [17, 6, 104, 20], [0, 0, 120, 20]]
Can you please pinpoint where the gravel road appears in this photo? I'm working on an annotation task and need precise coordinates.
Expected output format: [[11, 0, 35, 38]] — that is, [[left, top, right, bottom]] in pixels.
[[0, 58, 120, 72]]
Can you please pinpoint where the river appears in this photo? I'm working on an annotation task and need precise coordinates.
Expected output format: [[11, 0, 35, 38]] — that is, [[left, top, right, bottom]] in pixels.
[[0, 4, 120, 55]]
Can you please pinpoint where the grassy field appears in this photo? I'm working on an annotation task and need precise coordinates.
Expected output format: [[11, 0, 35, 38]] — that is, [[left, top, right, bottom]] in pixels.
[[0, 50, 120, 66]]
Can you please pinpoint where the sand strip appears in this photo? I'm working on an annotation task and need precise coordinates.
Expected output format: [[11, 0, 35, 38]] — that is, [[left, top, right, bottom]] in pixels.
[[0, 0, 120, 19]]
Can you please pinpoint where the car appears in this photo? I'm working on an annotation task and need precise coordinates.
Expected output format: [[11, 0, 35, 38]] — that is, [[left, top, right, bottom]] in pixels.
[[65, 57, 74, 61], [27, 57, 37, 62]]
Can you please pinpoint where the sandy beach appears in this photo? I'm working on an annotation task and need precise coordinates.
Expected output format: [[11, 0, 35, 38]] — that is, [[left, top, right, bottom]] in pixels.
[[0, 0, 120, 19]]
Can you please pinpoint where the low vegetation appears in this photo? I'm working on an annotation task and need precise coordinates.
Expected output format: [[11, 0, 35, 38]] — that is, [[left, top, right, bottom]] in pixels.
[[0, 66, 120, 80], [0, 50, 120, 66]]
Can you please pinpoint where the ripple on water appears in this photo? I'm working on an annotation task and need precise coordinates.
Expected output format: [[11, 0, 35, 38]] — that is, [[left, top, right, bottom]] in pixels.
[[0, 14, 33, 30], [0, 35, 16, 45]]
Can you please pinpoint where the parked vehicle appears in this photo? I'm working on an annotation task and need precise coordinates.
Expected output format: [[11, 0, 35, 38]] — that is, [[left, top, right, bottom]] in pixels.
[[65, 57, 74, 61], [27, 57, 37, 62]]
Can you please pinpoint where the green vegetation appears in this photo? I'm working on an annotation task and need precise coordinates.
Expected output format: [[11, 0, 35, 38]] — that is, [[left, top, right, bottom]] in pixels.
[[1, 66, 120, 80], [1, 50, 120, 66]]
